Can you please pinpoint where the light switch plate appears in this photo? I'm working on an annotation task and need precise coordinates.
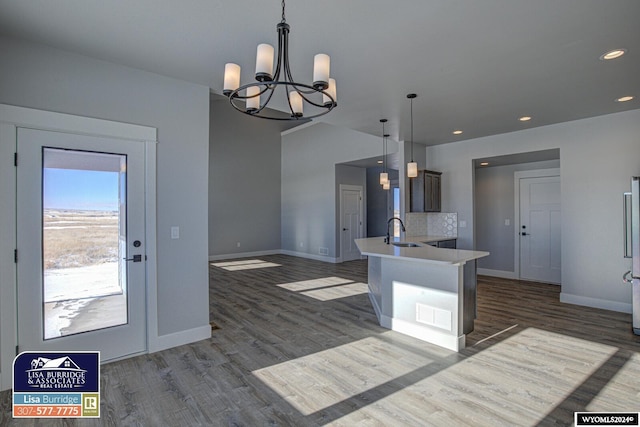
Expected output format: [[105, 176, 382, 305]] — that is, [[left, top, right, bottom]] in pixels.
[[171, 226, 179, 239]]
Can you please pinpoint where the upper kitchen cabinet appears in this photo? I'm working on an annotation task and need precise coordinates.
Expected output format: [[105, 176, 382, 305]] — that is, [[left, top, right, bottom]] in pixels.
[[409, 170, 442, 212]]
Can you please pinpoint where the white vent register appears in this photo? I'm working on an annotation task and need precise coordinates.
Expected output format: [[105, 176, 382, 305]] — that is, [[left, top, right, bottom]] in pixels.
[[416, 303, 452, 331]]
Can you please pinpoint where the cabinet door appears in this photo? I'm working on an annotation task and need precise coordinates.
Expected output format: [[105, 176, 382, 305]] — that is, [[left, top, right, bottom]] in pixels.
[[432, 174, 441, 212], [410, 171, 425, 212], [425, 171, 442, 212], [437, 239, 456, 249]]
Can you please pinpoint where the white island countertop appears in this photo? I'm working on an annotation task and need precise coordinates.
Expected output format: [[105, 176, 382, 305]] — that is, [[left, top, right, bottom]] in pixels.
[[355, 236, 489, 265]]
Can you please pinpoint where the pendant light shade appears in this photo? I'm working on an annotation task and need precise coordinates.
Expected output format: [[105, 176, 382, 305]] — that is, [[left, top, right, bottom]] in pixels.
[[407, 161, 418, 178], [406, 93, 418, 178], [382, 181, 390, 190]]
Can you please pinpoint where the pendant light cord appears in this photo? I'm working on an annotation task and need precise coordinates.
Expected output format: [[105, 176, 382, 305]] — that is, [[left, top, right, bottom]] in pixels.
[[410, 96, 414, 162]]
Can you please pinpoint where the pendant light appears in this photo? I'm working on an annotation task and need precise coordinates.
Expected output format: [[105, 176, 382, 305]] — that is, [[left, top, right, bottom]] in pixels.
[[382, 133, 391, 190], [222, 0, 337, 120], [379, 119, 389, 186], [406, 93, 418, 178]]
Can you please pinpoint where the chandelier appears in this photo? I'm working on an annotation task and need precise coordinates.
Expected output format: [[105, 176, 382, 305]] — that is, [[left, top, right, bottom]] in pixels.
[[222, 0, 337, 120]]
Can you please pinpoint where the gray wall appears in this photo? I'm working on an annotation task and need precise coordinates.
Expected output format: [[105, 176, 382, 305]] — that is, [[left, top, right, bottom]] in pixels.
[[428, 109, 640, 312], [0, 36, 210, 337], [282, 123, 389, 260], [475, 159, 560, 272], [209, 98, 282, 256], [367, 167, 399, 237]]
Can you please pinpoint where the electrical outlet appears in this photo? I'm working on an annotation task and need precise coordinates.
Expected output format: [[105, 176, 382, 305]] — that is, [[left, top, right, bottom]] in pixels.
[[171, 226, 179, 239], [299, 242, 304, 248], [459, 220, 467, 228], [237, 242, 241, 248], [505, 219, 510, 226]]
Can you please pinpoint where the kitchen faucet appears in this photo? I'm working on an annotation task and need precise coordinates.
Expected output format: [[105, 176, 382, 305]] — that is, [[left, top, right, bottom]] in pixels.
[[385, 217, 406, 244]]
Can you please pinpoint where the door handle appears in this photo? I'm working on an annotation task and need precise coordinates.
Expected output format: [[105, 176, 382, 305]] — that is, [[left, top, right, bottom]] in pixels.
[[521, 232, 529, 236], [623, 270, 633, 284], [124, 255, 142, 262], [343, 228, 348, 231]]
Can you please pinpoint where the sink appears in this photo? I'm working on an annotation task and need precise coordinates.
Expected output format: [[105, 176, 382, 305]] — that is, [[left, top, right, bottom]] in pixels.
[[392, 242, 421, 248]]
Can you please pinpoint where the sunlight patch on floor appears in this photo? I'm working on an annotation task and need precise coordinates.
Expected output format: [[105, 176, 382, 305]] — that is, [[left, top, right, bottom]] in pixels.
[[210, 259, 281, 270], [255, 327, 620, 424], [252, 332, 433, 416], [333, 327, 620, 426], [277, 276, 369, 300], [301, 282, 369, 301], [277, 277, 353, 292]]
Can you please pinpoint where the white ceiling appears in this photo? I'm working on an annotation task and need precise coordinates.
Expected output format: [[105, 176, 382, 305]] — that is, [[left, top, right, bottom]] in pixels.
[[0, 0, 638, 146]]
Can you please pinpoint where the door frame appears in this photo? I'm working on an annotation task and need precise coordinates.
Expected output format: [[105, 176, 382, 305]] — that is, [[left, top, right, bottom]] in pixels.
[[339, 184, 364, 263], [514, 168, 560, 281], [0, 104, 157, 391]]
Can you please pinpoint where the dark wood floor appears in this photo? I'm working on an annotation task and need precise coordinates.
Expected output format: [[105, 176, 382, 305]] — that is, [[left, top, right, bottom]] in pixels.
[[1, 254, 639, 426]]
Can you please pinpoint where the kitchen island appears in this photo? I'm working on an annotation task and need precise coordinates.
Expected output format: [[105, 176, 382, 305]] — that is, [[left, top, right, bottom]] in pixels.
[[354, 236, 489, 351]]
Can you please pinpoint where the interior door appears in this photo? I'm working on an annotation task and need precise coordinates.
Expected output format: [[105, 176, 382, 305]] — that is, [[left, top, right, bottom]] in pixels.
[[16, 127, 147, 361], [519, 176, 561, 284], [341, 187, 363, 262]]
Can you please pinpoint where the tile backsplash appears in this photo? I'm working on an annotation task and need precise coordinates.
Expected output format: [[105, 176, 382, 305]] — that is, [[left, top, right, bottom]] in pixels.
[[405, 212, 458, 237]]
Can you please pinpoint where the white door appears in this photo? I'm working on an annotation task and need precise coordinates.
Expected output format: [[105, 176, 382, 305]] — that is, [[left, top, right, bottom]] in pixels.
[[16, 128, 147, 360], [340, 186, 363, 262], [519, 175, 561, 284]]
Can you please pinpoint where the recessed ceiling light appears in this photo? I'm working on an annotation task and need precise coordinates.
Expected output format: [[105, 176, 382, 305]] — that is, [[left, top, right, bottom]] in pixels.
[[519, 116, 532, 122], [377, 160, 383, 164], [600, 49, 627, 60], [615, 96, 634, 103], [452, 130, 463, 135], [480, 162, 489, 166]]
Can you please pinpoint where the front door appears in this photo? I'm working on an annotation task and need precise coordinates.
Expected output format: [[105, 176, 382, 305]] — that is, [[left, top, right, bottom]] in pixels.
[[519, 175, 561, 284], [16, 128, 147, 361], [340, 186, 363, 262]]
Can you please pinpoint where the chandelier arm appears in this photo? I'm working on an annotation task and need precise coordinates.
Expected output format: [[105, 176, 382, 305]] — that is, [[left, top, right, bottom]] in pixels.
[[230, 82, 272, 100], [228, 93, 334, 120], [271, 23, 286, 83], [282, 47, 333, 108], [296, 90, 332, 109]]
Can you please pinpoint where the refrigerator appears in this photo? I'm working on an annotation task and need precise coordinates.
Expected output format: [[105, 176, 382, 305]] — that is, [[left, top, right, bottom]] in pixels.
[[623, 177, 640, 335]]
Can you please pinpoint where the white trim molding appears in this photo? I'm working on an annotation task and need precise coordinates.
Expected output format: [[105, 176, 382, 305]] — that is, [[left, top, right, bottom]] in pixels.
[[209, 249, 281, 261], [560, 292, 632, 314], [477, 268, 518, 280]]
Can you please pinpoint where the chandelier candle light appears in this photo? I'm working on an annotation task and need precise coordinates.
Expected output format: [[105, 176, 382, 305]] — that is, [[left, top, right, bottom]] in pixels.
[[222, 0, 337, 120], [407, 93, 418, 178]]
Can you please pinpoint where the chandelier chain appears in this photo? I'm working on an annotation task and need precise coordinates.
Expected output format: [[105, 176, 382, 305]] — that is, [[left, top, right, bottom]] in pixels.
[[281, 0, 286, 23]]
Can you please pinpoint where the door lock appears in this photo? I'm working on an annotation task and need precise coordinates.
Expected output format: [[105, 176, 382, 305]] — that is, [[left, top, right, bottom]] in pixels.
[[124, 254, 142, 262]]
